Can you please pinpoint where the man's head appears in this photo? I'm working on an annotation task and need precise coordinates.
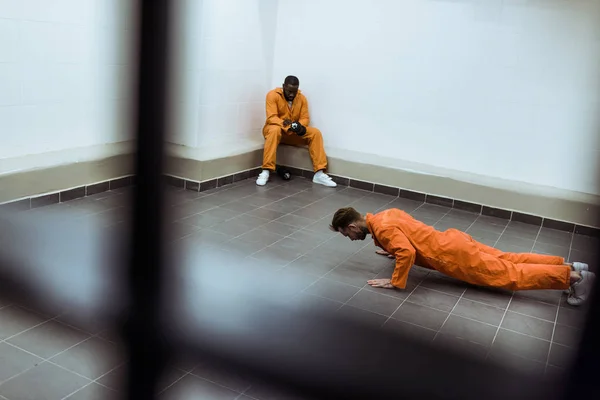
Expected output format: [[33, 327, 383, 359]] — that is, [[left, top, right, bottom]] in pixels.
[[283, 75, 299, 102], [330, 207, 369, 241]]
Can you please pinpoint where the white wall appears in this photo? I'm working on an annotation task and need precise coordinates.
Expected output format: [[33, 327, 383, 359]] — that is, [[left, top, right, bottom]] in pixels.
[[0, 0, 137, 161], [271, 0, 600, 195], [168, 0, 278, 151]]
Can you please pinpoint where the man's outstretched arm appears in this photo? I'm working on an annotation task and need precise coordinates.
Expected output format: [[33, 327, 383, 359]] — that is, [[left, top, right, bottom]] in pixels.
[[368, 228, 416, 289]]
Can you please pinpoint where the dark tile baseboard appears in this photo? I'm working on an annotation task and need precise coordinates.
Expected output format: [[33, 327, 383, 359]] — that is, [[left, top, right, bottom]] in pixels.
[[0, 175, 135, 213], [163, 168, 262, 194], [279, 166, 600, 237]]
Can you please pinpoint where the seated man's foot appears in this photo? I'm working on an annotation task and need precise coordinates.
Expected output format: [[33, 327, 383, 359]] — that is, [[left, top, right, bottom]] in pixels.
[[564, 262, 589, 294], [256, 170, 270, 186], [312, 171, 337, 187], [567, 270, 596, 306]]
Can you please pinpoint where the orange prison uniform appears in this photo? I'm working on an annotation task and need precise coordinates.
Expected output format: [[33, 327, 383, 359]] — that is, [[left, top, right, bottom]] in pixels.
[[262, 88, 328, 172], [366, 209, 571, 291]]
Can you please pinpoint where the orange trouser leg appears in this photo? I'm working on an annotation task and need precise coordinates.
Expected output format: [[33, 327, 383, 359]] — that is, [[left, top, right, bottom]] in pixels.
[[262, 125, 282, 171], [281, 127, 328, 172], [435, 237, 570, 291], [470, 235, 565, 265]]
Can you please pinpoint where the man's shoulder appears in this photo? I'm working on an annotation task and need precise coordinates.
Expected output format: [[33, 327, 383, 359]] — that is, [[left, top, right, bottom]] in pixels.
[[266, 88, 283, 98]]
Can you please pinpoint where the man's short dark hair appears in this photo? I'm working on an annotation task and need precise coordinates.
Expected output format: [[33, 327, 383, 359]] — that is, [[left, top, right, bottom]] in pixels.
[[330, 207, 362, 231], [284, 75, 299, 86]]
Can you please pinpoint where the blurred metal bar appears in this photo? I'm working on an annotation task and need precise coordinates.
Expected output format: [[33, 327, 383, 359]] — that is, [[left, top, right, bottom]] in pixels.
[[563, 278, 600, 399], [123, 0, 172, 398]]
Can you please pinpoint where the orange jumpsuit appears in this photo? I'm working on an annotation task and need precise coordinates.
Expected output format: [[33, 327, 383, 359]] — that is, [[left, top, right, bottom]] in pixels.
[[366, 209, 571, 291], [262, 88, 328, 172]]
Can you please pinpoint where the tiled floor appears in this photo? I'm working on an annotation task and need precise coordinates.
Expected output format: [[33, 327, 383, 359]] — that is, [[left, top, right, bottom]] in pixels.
[[0, 176, 597, 399]]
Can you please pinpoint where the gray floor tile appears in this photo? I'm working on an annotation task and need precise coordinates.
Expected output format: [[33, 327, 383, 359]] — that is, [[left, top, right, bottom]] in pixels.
[[159, 374, 239, 400], [167, 221, 202, 242], [247, 207, 287, 221], [406, 287, 459, 312], [439, 315, 497, 346], [0, 306, 49, 340], [98, 363, 186, 394], [571, 234, 599, 252], [304, 278, 361, 303], [432, 333, 489, 361], [251, 246, 304, 268], [385, 198, 423, 213], [177, 229, 233, 249], [346, 290, 404, 316], [536, 228, 573, 247], [464, 226, 501, 242], [180, 208, 232, 228], [211, 216, 266, 237], [532, 242, 569, 259], [191, 361, 252, 392], [487, 349, 545, 377], [552, 324, 582, 348], [288, 293, 343, 314], [337, 305, 388, 327], [469, 218, 508, 234], [492, 329, 550, 363], [496, 234, 535, 250], [219, 201, 259, 214], [507, 296, 558, 322], [326, 263, 379, 287], [500, 312, 554, 341], [244, 381, 308, 400], [513, 289, 563, 306], [451, 298, 505, 326], [391, 301, 449, 330], [259, 221, 300, 237], [285, 255, 340, 276], [0, 342, 43, 383], [556, 306, 588, 328], [275, 214, 314, 229], [382, 319, 437, 343], [504, 222, 540, 240], [63, 383, 118, 400], [291, 205, 331, 220], [237, 229, 284, 248], [548, 343, 576, 369], [49, 337, 123, 380], [419, 275, 467, 297], [7, 320, 91, 359], [0, 362, 90, 400]]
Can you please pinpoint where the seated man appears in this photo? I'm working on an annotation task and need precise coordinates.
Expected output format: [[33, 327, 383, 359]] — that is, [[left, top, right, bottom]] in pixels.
[[256, 75, 336, 187], [330, 207, 596, 306]]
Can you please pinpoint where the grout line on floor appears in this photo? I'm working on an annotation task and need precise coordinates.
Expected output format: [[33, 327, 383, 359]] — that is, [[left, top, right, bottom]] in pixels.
[[336, 284, 368, 311], [433, 287, 467, 341], [566, 228, 576, 263], [544, 297, 562, 375], [158, 370, 192, 395]]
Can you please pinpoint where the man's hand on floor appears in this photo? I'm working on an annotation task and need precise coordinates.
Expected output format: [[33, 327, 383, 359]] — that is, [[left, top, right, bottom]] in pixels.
[[367, 278, 395, 289], [375, 249, 395, 259]]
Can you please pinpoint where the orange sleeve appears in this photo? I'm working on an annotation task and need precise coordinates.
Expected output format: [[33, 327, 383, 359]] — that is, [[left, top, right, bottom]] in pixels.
[[265, 91, 289, 132], [376, 227, 416, 289], [298, 96, 310, 127]]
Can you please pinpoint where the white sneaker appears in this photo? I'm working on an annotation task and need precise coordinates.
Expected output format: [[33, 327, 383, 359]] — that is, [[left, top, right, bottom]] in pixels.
[[567, 270, 596, 306], [256, 170, 270, 186], [564, 262, 589, 294], [312, 171, 337, 187]]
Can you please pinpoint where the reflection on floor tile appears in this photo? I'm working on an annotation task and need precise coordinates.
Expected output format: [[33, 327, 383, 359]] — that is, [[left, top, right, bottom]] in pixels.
[[0, 177, 595, 398]]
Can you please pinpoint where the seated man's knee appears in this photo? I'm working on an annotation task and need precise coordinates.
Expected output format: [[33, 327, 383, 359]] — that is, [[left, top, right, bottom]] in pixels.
[[264, 126, 282, 140], [307, 127, 322, 138]]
